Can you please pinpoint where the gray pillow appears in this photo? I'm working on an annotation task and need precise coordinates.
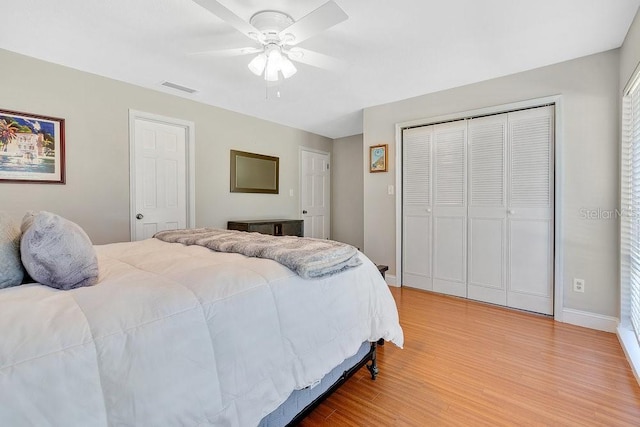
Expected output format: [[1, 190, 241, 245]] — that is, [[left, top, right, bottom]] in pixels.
[[0, 212, 24, 288], [21, 211, 99, 290]]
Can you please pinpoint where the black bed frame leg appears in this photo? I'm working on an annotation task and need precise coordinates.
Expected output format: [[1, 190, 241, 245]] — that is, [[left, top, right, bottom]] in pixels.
[[366, 342, 379, 380]]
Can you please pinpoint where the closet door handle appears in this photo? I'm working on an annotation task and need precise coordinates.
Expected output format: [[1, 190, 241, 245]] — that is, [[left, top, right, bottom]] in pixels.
[[508, 210, 515, 215]]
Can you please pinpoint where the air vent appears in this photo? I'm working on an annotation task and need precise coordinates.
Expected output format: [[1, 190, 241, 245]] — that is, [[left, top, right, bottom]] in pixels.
[[160, 81, 198, 94]]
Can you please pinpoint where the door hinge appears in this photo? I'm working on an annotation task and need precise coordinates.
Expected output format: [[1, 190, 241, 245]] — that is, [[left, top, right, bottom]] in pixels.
[[327, 164, 330, 170]]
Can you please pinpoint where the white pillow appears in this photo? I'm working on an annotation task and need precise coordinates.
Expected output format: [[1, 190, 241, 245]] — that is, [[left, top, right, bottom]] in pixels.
[[0, 212, 24, 288], [21, 211, 99, 290]]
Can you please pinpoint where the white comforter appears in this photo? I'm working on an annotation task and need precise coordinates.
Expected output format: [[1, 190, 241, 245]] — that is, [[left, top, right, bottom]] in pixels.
[[0, 239, 403, 426]]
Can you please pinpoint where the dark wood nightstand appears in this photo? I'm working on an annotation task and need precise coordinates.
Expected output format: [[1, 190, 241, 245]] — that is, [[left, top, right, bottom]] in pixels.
[[227, 219, 303, 237], [376, 265, 389, 279]]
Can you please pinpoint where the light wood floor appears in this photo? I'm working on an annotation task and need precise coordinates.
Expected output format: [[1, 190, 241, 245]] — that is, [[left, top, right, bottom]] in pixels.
[[300, 287, 640, 426]]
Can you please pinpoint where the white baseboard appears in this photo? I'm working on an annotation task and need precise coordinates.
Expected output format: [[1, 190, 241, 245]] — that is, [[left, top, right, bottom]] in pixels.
[[386, 274, 399, 287], [562, 308, 618, 333]]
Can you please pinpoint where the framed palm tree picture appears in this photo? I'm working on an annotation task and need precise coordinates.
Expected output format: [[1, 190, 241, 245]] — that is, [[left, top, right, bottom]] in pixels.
[[0, 109, 65, 184]]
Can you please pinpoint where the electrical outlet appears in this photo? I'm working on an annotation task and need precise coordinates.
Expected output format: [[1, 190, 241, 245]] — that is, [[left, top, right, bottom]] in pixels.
[[573, 278, 585, 293]]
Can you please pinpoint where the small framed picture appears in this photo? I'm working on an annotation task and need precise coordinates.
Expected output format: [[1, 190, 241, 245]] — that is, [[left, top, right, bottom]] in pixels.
[[369, 144, 388, 173], [0, 109, 65, 184]]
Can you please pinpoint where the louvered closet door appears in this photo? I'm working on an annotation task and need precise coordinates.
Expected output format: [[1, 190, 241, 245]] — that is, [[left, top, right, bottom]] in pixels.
[[467, 114, 508, 306], [432, 121, 467, 297], [507, 106, 554, 315], [402, 126, 433, 291]]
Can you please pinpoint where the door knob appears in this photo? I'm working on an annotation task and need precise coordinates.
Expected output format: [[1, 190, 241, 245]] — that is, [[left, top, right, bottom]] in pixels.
[[302, 210, 308, 214], [136, 213, 144, 220], [508, 210, 515, 215]]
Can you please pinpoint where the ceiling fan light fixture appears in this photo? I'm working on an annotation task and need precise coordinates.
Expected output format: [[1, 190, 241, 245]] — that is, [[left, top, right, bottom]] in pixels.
[[248, 53, 267, 76], [280, 57, 297, 79], [264, 47, 283, 81], [266, 47, 283, 67], [251, 45, 297, 82], [264, 64, 279, 81]]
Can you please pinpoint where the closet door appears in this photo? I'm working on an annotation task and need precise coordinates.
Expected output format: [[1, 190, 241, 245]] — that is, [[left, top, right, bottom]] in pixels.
[[467, 114, 508, 305], [432, 121, 467, 297], [402, 126, 433, 290], [507, 106, 554, 315]]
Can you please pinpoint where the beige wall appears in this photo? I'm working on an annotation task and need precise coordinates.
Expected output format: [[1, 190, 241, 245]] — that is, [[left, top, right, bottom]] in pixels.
[[621, 8, 640, 92], [331, 134, 364, 250], [0, 49, 331, 244], [363, 49, 621, 317]]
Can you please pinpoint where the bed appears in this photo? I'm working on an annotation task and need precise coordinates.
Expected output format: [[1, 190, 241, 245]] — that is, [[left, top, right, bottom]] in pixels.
[[0, 226, 403, 426]]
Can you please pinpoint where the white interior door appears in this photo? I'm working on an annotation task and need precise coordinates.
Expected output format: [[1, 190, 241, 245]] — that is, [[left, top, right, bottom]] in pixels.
[[507, 106, 554, 315], [402, 126, 433, 291], [132, 117, 187, 240], [467, 113, 508, 306], [300, 149, 330, 239], [432, 121, 468, 297]]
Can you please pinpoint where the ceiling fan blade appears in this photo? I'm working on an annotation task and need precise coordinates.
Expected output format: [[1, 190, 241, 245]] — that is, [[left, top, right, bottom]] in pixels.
[[280, 1, 348, 46], [189, 47, 262, 58], [192, 0, 260, 39], [286, 48, 344, 71]]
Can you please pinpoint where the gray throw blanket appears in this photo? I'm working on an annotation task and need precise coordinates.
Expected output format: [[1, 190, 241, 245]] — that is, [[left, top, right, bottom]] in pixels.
[[153, 228, 361, 279]]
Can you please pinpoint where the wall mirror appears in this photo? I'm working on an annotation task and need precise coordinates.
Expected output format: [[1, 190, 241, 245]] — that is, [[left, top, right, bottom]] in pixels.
[[230, 149, 279, 194]]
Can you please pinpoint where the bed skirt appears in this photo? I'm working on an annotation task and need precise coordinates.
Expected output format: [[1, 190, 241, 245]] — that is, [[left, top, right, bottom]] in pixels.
[[259, 341, 376, 426]]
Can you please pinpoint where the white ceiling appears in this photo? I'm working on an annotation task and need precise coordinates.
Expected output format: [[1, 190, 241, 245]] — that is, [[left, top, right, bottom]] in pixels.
[[1, 0, 639, 138]]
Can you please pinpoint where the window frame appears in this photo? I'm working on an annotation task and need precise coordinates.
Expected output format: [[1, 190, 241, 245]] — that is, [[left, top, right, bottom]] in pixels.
[[619, 64, 640, 383]]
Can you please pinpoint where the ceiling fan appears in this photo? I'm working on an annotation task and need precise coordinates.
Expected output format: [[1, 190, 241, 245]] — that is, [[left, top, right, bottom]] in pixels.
[[192, 0, 348, 82]]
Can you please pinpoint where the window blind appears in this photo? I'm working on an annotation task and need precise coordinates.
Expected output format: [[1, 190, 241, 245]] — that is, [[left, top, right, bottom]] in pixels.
[[622, 69, 640, 343]]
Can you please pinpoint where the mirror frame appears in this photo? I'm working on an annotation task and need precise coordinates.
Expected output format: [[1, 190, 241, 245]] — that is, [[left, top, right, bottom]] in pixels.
[[230, 149, 279, 194]]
